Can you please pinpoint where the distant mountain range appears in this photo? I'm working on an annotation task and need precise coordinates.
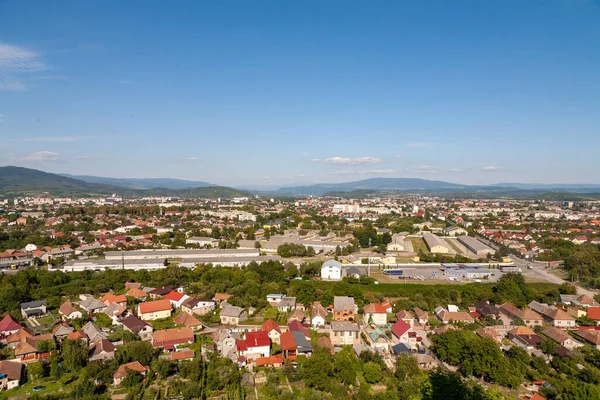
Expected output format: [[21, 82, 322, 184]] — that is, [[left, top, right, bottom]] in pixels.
[[3, 167, 600, 199], [273, 178, 468, 196], [0, 167, 245, 198], [61, 174, 213, 190]]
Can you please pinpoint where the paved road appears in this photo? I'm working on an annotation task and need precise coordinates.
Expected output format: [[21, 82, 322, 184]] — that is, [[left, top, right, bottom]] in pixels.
[[511, 255, 597, 298]]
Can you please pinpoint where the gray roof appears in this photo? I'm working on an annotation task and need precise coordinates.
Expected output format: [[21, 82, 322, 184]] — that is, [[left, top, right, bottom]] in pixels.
[[457, 235, 494, 252], [322, 260, 343, 269], [21, 300, 46, 309], [333, 296, 355, 312], [292, 330, 312, 353], [82, 321, 107, 343], [79, 297, 106, 311], [220, 306, 245, 318], [331, 321, 360, 332]]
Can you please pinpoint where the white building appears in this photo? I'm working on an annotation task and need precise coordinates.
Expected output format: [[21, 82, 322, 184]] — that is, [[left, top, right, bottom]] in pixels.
[[321, 260, 343, 281]]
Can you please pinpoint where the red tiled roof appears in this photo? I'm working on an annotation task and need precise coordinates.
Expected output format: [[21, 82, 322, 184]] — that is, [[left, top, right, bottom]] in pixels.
[[245, 330, 270, 348], [587, 306, 600, 321], [391, 320, 411, 338], [256, 354, 284, 367], [236, 339, 248, 352], [0, 314, 21, 332], [171, 350, 195, 361], [139, 299, 171, 314], [288, 320, 310, 338], [165, 291, 185, 302], [364, 303, 387, 314], [261, 318, 281, 334], [280, 331, 296, 351], [114, 361, 148, 380]]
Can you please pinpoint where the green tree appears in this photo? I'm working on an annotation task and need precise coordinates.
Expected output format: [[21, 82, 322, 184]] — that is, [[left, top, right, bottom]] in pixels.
[[62, 339, 88, 372], [363, 362, 382, 384]]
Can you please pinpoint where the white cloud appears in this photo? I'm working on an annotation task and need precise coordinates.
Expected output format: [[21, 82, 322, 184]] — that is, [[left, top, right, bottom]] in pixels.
[[482, 166, 501, 171], [334, 169, 396, 175], [315, 156, 382, 165], [187, 157, 197, 161], [24, 151, 61, 162], [407, 142, 435, 148], [405, 165, 435, 173], [22, 136, 82, 142], [76, 155, 89, 160], [0, 43, 47, 91], [450, 168, 465, 172]]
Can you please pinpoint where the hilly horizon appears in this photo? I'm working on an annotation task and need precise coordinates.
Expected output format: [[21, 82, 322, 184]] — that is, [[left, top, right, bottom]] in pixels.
[[4, 167, 600, 198], [0, 167, 245, 198], [60, 174, 213, 190]]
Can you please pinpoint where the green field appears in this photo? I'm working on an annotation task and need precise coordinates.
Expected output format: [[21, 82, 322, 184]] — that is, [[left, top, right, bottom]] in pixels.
[[411, 238, 429, 254]]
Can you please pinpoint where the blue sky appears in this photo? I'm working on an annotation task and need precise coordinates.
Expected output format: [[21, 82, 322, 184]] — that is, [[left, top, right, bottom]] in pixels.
[[1, 0, 599, 187]]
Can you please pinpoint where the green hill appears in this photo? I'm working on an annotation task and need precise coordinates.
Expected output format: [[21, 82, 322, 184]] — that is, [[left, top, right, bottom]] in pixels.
[[0, 166, 246, 198]]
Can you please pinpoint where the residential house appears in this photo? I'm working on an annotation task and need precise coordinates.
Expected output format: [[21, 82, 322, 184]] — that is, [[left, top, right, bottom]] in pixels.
[[181, 298, 215, 316], [330, 321, 360, 346], [288, 320, 310, 340], [586, 307, 600, 325], [126, 288, 148, 300], [280, 331, 297, 359], [137, 299, 172, 321], [6, 328, 32, 349], [220, 306, 248, 326], [0, 315, 22, 342], [262, 318, 282, 344], [170, 349, 195, 362], [78, 296, 107, 314], [390, 320, 420, 346], [102, 302, 127, 325], [165, 291, 189, 309], [212, 293, 232, 306], [52, 323, 74, 341], [474, 301, 501, 319], [121, 315, 153, 340], [89, 339, 116, 361], [14, 333, 53, 363], [100, 293, 128, 308], [20, 300, 47, 319], [311, 302, 327, 328], [321, 260, 343, 281], [476, 327, 503, 344], [540, 307, 576, 328], [575, 329, 600, 350], [266, 294, 285, 305], [216, 330, 238, 358], [363, 304, 388, 326], [291, 330, 312, 356], [434, 306, 474, 324], [152, 327, 195, 350], [237, 331, 271, 361], [395, 310, 415, 327], [500, 303, 543, 327], [287, 309, 307, 324], [508, 326, 542, 350], [256, 354, 284, 368], [413, 308, 429, 326], [81, 322, 107, 343], [278, 297, 297, 312], [147, 286, 175, 300], [333, 296, 357, 322], [173, 312, 203, 331], [0, 360, 23, 390], [113, 362, 149, 385], [542, 327, 583, 350], [59, 301, 82, 320]]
